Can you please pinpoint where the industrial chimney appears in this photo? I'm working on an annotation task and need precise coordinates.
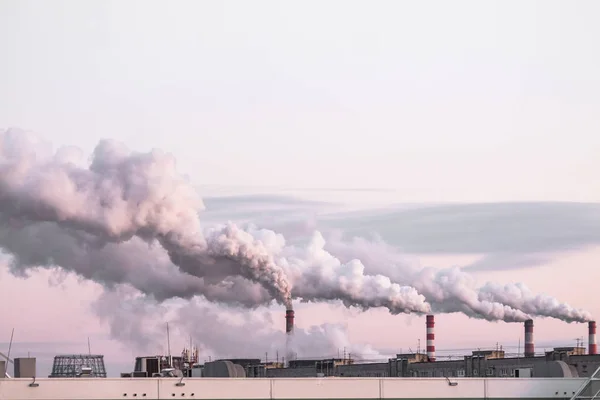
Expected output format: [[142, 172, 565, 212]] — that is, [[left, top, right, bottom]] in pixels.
[[524, 319, 534, 357], [589, 321, 597, 355], [426, 315, 435, 362], [285, 309, 295, 334]]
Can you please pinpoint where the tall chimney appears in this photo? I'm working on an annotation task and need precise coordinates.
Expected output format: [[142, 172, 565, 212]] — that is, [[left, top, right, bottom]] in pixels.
[[285, 309, 295, 334], [524, 319, 534, 357], [426, 315, 436, 361], [589, 321, 597, 355]]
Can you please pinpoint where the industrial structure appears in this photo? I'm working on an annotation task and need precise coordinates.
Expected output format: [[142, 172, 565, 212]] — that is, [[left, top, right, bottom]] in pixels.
[[117, 312, 600, 380], [239, 314, 600, 379], [48, 354, 107, 378], [426, 314, 435, 362], [525, 319, 535, 358], [3, 311, 599, 383], [285, 308, 294, 334], [589, 321, 597, 355]]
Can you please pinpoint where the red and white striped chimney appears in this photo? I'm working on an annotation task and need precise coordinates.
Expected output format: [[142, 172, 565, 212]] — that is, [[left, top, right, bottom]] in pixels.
[[426, 315, 436, 362], [524, 319, 534, 357], [589, 321, 597, 355], [285, 309, 295, 334]]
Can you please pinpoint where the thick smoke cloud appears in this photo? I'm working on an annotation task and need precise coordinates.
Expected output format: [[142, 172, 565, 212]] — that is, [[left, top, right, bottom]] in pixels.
[[478, 282, 592, 323], [279, 231, 430, 315], [0, 129, 290, 306], [93, 285, 387, 361], [323, 233, 591, 323], [0, 128, 429, 315], [0, 219, 271, 307], [0, 128, 592, 325]]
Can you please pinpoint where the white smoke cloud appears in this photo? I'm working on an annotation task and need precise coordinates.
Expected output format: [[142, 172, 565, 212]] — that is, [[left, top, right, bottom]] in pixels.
[[92, 285, 387, 362], [478, 282, 593, 323], [323, 233, 591, 323], [0, 127, 592, 326], [0, 128, 292, 305]]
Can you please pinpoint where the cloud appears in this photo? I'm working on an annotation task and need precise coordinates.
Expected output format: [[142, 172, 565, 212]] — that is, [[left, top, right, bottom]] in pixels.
[[462, 252, 553, 272], [92, 286, 388, 362], [177, 193, 600, 275], [318, 202, 600, 270], [202, 197, 600, 259]]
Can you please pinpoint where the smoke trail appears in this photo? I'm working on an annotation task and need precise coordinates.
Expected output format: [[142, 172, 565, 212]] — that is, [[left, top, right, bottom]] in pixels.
[[0, 128, 429, 314], [478, 282, 592, 323], [1, 128, 586, 322], [281, 231, 430, 314], [0, 128, 291, 306], [323, 233, 591, 323], [0, 217, 272, 306]]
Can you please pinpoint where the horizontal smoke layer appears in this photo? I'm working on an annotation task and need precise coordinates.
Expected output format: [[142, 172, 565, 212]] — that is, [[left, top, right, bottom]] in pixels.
[[0, 128, 429, 315], [478, 282, 592, 323], [323, 234, 591, 323], [0, 129, 293, 306], [0, 128, 591, 323]]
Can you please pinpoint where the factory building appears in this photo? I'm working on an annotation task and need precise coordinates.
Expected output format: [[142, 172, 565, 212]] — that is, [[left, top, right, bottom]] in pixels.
[[244, 349, 600, 379], [243, 315, 600, 379]]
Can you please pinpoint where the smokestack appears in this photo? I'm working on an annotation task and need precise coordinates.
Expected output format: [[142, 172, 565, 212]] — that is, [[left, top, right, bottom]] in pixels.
[[426, 315, 435, 362], [524, 319, 534, 357], [285, 309, 294, 334], [589, 321, 597, 355]]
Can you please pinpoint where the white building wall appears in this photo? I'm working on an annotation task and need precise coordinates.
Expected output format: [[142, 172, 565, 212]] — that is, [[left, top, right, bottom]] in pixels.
[[0, 376, 588, 400]]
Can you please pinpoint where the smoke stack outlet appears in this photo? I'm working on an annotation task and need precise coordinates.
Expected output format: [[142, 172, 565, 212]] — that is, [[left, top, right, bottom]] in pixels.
[[589, 321, 597, 355], [524, 319, 534, 357], [426, 315, 435, 362], [285, 309, 295, 334]]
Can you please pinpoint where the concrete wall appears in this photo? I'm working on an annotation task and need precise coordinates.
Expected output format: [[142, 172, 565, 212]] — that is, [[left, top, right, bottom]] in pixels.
[[263, 354, 600, 379], [337, 362, 390, 377], [266, 366, 316, 377], [0, 360, 5, 378], [0, 376, 588, 400]]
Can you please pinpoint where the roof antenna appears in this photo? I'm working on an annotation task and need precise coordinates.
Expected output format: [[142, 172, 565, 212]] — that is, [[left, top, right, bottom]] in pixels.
[[2, 328, 15, 378]]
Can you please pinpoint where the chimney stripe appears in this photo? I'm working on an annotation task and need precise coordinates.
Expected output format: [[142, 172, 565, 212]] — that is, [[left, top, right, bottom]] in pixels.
[[524, 319, 534, 357], [285, 309, 294, 334], [426, 315, 436, 362]]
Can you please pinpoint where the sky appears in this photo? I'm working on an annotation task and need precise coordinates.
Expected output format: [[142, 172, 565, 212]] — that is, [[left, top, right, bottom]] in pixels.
[[0, 0, 599, 377]]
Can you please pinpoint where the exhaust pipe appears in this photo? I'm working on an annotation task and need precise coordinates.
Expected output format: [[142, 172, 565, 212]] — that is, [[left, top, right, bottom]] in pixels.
[[285, 309, 294, 334], [524, 319, 534, 357], [426, 315, 435, 362], [590, 321, 597, 355]]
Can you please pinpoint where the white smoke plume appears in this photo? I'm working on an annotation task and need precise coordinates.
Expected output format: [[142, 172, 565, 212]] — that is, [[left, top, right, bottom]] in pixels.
[[0, 128, 429, 314], [280, 231, 430, 315], [0, 128, 591, 323], [0, 128, 292, 305], [323, 233, 592, 323], [93, 285, 387, 362], [0, 219, 272, 307], [478, 282, 593, 323]]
